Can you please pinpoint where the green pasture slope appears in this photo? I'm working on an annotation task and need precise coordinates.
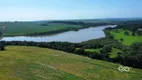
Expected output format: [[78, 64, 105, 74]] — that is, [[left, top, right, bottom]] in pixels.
[[109, 29, 142, 45], [0, 46, 142, 80], [0, 22, 81, 36]]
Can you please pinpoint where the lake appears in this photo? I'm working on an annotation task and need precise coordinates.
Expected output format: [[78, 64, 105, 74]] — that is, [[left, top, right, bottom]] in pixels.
[[0, 25, 116, 43]]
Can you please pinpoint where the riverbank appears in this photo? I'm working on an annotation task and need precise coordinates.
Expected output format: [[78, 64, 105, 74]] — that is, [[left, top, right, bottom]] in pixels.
[[0, 25, 116, 43], [0, 20, 142, 69], [0, 21, 111, 37]]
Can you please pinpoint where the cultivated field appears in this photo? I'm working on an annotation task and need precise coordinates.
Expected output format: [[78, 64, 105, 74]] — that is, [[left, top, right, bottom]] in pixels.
[[0, 46, 142, 80], [0, 22, 81, 36]]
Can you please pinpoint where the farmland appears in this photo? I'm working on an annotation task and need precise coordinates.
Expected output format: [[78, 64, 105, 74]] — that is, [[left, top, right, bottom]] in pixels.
[[0, 0, 142, 80], [0, 22, 82, 36], [0, 46, 142, 80], [0, 19, 142, 80]]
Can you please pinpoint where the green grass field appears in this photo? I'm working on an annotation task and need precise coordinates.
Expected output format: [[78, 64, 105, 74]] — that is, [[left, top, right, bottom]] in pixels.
[[109, 29, 142, 45], [84, 48, 121, 58], [0, 22, 81, 36], [85, 48, 101, 53], [76, 48, 101, 53], [109, 48, 122, 58], [0, 46, 142, 80]]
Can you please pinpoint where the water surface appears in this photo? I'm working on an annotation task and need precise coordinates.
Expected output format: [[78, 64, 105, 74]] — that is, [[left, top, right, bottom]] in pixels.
[[0, 25, 116, 43]]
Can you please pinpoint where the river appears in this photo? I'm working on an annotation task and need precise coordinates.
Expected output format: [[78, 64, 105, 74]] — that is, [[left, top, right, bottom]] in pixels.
[[0, 25, 116, 43]]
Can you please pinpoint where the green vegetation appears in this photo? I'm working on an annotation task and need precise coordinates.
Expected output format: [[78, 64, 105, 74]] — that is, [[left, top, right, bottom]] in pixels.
[[0, 44, 5, 51], [104, 19, 142, 45], [85, 48, 101, 53], [76, 48, 101, 53], [0, 21, 110, 36], [109, 48, 122, 58], [0, 46, 142, 80], [0, 19, 142, 80], [77, 47, 121, 59], [0, 22, 81, 36], [1, 19, 142, 69], [109, 29, 142, 45]]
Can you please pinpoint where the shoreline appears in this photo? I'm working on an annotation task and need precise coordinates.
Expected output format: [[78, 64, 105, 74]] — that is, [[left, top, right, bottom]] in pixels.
[[2, 25, 115, 37]]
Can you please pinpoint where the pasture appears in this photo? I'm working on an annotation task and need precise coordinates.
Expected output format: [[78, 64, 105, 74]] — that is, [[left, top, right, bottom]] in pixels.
[[0, 46, 142, 80], [109, 29, 142, 45]]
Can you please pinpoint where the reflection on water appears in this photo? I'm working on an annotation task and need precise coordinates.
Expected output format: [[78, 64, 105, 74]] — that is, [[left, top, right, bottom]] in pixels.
[[0, 25, 116, 43]]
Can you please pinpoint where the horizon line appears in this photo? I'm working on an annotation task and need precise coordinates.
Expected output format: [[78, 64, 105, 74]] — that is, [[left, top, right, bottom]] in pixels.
[[0, 17, 142, 22]]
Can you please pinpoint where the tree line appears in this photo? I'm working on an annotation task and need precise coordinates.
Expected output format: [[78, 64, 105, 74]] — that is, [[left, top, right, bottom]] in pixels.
[[49, 21, 113, 27], [0, 43, 5, 51], [1, 38, 141, 69]]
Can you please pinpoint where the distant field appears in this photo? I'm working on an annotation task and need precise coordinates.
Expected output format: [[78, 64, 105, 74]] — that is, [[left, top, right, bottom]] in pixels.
[[109, 29, 142, 45], [76, 48, 101, 53], [85, 48, 122, 59], [0, 46, 142, 80], [0, 20, 115, 36], [85, 48, 101, 53], [78, 48, 121, 59], [0, 22, 81, 36]]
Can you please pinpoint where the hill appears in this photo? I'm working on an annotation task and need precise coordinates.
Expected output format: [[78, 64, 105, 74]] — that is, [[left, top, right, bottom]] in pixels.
[[0, 46, 142, 80]]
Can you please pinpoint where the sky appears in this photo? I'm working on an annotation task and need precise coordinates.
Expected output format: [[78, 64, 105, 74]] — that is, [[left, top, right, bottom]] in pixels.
[[0, 0, 142, 21]]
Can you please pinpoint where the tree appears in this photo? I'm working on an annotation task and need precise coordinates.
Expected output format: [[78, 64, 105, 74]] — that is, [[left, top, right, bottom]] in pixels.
[[100, 46, 112, 54], [132, 32, 135, 36], [109, 35, 114, 39], [136, 30, 142, 36], [74, 48, 85, 55], [40, 23, 48, 26], [122, 42, 142, 68], [129, 42, 142, 55], [120, 38, 124, 42], [0, 44, 5, 51], [88, 52, 95, 59], [124, 31, 129, 36], [0, 32, 2, 36]]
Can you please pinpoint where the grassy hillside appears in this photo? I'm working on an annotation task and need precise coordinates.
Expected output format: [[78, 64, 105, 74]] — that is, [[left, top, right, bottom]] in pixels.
[[109, 29, 142, 45], [0, 46, 142, 80]]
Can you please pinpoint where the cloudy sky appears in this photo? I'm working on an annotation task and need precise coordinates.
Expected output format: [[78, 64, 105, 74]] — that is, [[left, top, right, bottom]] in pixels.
[[0, 0, 142, 21]]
